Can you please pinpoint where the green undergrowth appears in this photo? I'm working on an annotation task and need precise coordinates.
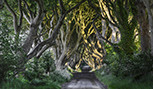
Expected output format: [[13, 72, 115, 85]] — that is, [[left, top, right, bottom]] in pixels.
[[1, 79, 60, 89], [0, 79, 60, 89], [0, 78, 61, 89], [96, 72, 153, 89], [0, 71, 69, 89]]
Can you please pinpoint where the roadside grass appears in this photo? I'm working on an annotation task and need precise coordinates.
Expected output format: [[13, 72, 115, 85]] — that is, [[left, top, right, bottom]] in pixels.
[[96, 72, 153, 89]]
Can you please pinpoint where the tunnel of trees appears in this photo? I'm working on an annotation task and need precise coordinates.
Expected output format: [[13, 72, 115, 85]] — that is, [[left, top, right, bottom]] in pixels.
[[0, 0, 153, 89]]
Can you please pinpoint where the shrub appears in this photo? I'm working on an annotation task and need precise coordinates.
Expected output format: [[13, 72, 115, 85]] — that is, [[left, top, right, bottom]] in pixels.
[[0, 78, 61, 89], [104, 52, 153, 79], [0, 23, 21, 82], [0, 78, 30, 89], [96, 72, 153, 89], [23, 51, 68, 88], [49, 71, 70, 83], [24, 51, 55, 81]]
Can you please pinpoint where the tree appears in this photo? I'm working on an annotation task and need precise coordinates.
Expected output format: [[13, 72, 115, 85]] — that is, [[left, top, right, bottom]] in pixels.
[[91, 0, 138, 56], [1, 0, 152, 74], [1, 0, 86, 72], [136, 1, 151, 52], [141, 0, 153, 56]]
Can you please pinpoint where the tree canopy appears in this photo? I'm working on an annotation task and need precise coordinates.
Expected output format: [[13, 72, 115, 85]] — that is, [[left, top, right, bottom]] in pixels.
[[0, 0, 153, 77]]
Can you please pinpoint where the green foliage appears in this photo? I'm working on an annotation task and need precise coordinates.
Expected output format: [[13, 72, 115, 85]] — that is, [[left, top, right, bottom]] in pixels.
[[49, 71, 70, 83], [0, 22, 21, 82], [0, 78, 30, 89], [0, 71, 68, 89], [1, 0, 152, 89], [104, 52, 153, 79], [24, 51, 55, 81], [0, 51, 68, 89], [0, 78, 61, 89], [96, 73, 153, 89], [103, 0, 138, 55]]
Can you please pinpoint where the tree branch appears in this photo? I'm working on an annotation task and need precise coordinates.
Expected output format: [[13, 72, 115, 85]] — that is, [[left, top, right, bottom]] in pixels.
[[87, 0, 100, 14], [23, 11, 31, 24], [4, 0, 16, 16], [0, 0, 4, 9], [34, 0, 45, 25], [66, 0, 86, 14], [18, 0, 23, 28], [23, 0, 33, 20], [27, 41, 53, 59], [49, 14, 55, 37], [36, 45, 51, 58], [36, 0, 44, 16], [26, 0, 85, 62], [27, 14, 66, 59], [4, 0, 18, 34], [92, 15, 114, 46], [58, 0, 66, 14], [88, 0, 118, 27], [105, 0, 118, 26]]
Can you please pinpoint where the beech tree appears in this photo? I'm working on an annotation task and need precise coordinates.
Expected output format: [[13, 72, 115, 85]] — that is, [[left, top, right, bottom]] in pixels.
[[141, 0, 153, 56], [1, 0, 86, 72], [1, 0, 152, 74], [136, 1, 150, 52]]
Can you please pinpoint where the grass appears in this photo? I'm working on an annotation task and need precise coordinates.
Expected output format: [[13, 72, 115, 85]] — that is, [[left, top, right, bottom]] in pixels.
[[96, 72, 153, 89], [1, 70, 152, 89], [0, 79, 61, 89], [0, 72, 68, 89]]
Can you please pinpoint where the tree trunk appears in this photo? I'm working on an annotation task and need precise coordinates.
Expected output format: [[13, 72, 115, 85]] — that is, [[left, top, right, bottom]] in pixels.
[[22, 24, 38, 54], [150, 2, 153, 56], [136, 1, 151, 52], [142, 0, 153, 56]]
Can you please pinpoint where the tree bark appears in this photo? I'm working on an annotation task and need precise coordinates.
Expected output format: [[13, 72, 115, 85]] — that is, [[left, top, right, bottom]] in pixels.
[[4, 0, 23, 36], [0, 0, 4, 9], [142, 0, 153, 56], [22, 0, 45, 54], [136, 1, 151, 52]]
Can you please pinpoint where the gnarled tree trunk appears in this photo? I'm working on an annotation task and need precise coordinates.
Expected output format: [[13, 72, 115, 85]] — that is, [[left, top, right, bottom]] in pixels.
[[136, 1, 151, 52], [142, 0, 153, 56]]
